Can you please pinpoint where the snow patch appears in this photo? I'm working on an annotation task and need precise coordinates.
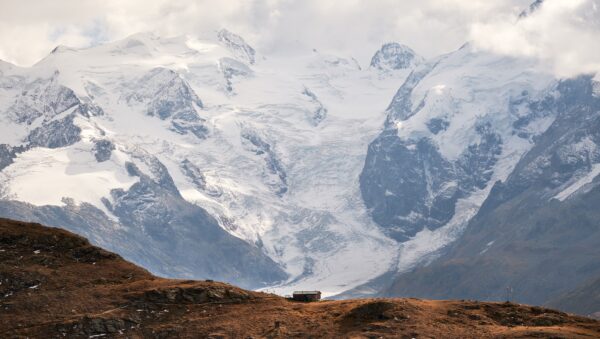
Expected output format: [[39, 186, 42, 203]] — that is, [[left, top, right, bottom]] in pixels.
[[1, 144, 138, 216], [479, 240, 495, 255], [553, 164, 600, 201]]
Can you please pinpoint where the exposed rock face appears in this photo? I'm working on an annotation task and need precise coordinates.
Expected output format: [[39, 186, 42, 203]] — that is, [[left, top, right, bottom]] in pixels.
[[179, 159, 222, 197], [217, 29, 256, 65], [519, 0, 545, 18], [134, 285, 252, 305], [370, 43, 424, 71], [360, 49, 524, 241], [76, 101, 105, 118], [361, 130, 455, 241], [27, 114, 81, 148], [302, 87, 327, 126], [479, 77, 600, 212], [92, 139, 115, 162], [124, 67, 208, 139], [426, 118, 449, 135], [107, 157, 287, 287], [355, 40, 600, 309], [1, 73, 89, 150], [8, 74, 79, 125], [361, 123, 502, 241], [56, 317, 137, 337], [0, 144, 21, 171], [219, 57, 253, 93], [383, 76, 600, 307], [241, 129, 288, 196], [384, 61, 438, 122]]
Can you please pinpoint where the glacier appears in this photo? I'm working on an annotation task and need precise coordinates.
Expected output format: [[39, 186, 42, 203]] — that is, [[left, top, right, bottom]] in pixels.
[[1, 27, 598, 298], [0, 31, 416, 295]]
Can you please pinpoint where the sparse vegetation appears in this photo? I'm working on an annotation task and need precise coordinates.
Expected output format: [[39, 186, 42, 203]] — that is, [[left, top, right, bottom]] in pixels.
[[1, 218, 599, 338]]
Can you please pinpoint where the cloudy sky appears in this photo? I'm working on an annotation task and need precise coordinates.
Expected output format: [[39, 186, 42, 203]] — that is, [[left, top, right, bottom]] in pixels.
[[0, 0, 598, 78]]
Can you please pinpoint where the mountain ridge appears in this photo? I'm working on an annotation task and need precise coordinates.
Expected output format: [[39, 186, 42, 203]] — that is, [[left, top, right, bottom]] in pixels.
[[379, 75, 600, 312]]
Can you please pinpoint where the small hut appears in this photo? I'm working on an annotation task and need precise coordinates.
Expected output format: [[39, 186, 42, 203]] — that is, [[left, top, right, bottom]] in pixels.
[[292, 290, 321, 302]]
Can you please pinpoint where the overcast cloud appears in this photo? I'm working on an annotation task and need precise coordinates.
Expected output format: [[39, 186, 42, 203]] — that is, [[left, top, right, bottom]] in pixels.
[[0, 0, 597, 78]]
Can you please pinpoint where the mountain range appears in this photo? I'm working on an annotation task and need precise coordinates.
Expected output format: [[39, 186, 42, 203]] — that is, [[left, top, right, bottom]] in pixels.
[[0, 6, 599, 315]]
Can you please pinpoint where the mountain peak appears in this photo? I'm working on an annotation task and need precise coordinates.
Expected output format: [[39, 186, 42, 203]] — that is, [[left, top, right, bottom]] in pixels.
[[370, 42, 423, 71], [217, 29, 256, 64]]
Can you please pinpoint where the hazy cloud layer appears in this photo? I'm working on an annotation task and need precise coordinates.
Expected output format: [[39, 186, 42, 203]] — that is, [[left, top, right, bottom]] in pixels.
[[470, 0, 600, 78], [0, 0, 597, 78]]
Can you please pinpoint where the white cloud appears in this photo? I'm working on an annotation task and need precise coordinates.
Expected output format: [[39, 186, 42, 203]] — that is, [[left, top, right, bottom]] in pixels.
[[470, 0, 600, 78], [0, 0, 597, 79]]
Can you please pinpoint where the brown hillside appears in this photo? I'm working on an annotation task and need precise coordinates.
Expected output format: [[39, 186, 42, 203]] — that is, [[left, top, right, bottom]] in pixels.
[[1, 218, 599, 338]]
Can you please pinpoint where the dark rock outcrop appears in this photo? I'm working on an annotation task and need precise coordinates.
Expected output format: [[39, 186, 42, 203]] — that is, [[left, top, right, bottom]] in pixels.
[[370, 43, 423, 71], [383, 76, 600, 309]]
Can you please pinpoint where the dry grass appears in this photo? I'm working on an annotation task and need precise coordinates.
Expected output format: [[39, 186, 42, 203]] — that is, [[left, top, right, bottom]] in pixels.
[[1, 218, 599, 338]]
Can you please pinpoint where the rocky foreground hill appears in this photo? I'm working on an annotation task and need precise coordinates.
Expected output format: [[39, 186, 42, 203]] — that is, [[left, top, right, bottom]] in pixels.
[[1, 218, 599, 338]]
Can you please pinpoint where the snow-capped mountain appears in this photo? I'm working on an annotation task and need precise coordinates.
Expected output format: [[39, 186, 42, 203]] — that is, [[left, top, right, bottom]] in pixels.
[[360, 43, 555, 255], [353, 28, 600, 305], [1, 21, 599, 305], [382, 74, 600, 307], [370, 43, 424, 72], [0, 29, 417, 293]]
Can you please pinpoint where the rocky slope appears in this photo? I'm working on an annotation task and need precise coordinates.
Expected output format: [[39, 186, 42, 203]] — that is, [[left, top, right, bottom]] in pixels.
[[2, 218, 599, 338], [379, 76, 600, 312], [547, 276, 600, 319], [354, 3, 600, 307]]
